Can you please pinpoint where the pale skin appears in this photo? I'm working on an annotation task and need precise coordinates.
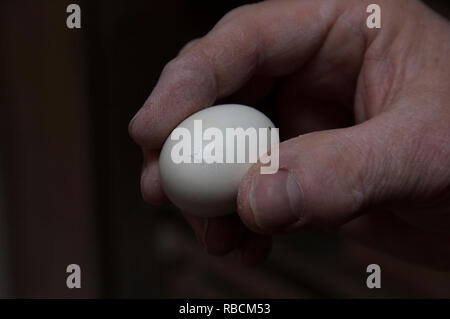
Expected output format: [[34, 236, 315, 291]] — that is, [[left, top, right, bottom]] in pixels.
[[129, 0, 450, 269]]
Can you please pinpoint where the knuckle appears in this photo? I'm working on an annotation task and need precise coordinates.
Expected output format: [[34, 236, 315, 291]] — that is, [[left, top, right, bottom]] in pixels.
[[163, 53, 205, 81], [128, 109, 146, 144], [128, 116, 138, 141], [217, 4, 254, 27], [328, 131, 374, 210], [162, 56, 185, 75], [178, 38, 201, 55]]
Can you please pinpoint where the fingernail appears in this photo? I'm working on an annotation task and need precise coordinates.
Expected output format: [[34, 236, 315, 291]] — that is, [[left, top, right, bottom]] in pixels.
[[249, 169, 303, 230]]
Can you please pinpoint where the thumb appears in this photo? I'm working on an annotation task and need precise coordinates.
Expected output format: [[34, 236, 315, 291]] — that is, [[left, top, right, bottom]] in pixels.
[[237, 114, 420, 233]]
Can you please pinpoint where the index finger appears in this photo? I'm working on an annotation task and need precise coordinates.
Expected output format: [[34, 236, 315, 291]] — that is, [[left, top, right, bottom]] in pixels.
[[129, 0, 347, 149]]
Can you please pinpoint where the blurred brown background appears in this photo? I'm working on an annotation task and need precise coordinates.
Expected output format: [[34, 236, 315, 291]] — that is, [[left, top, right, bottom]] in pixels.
[[0, 0, 449, 298]]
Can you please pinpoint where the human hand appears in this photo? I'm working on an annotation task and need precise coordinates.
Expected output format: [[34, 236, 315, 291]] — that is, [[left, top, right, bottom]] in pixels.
[[129, 0, 450, 268]]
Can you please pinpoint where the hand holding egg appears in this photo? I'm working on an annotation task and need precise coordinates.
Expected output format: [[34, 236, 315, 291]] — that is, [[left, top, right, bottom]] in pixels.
[[130, 0, 450, 268]]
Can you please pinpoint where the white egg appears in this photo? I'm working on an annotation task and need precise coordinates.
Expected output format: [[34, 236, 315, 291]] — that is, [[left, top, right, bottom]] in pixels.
[[159, 104, 279, 218]]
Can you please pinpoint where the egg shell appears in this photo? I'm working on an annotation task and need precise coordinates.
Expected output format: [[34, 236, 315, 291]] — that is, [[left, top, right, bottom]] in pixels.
[[159, 104, 278, 217]]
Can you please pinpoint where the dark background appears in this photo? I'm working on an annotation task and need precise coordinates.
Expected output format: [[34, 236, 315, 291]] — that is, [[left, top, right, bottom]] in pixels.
[[0, 0, 449, 298]]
